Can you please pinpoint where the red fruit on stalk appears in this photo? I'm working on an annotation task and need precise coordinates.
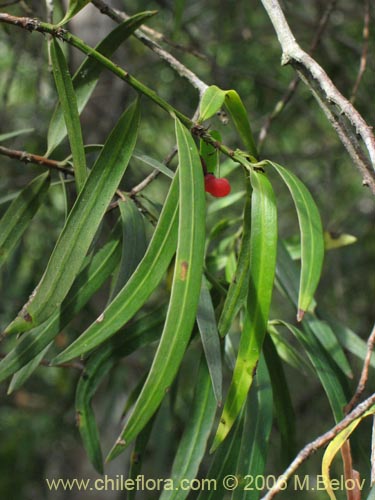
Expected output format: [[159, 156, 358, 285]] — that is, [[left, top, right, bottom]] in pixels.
[[204, 174, 231, 198]]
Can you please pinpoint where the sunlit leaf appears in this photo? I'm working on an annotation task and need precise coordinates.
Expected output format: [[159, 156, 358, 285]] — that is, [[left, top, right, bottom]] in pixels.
[[52, 173, 179, 364], [106, 118, 206, 460], [212, 171, 277, 451], [224, 89, 258, 158], [321, 408, 375, 500], [199, 85, 226, 122], [5, 99, 140, 335], [267, 161, 324, 320]]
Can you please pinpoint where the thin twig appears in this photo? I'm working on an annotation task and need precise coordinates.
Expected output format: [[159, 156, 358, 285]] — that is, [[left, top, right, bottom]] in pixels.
[[91, 0, 208, 97], [258, 0, 337, 150], [0, 0, 20, 6], [260, 392, 375, 500], [345, 323, 375, 414], [0, 145, 72, 174], [350, 0, 370, 103], [260, 0, 375, 191], [0, 145, 73, 175]]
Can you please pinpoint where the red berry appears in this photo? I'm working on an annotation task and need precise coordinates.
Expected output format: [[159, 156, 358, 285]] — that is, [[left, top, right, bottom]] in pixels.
[[212, 177, 231, 197], [204, 174, 216, 194], [205, 175, 231, 197]]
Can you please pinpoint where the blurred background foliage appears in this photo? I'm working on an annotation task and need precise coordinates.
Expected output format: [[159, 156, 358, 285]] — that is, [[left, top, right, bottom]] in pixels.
[[0, 0, 374, 498]]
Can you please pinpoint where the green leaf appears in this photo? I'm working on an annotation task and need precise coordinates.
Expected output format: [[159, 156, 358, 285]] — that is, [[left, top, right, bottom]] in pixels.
[[0, 128, 33, 143], [0, 227, 121, 383], [233, 356, 273, 500], [0, 172, 50, 269], [76, 305, 165, 474], [47, 12, 156, 154], [160, 358, 217, 500], [304, 314, 353, 379], [57, 0, 93, 26], [322, 314, 375, 369], [110, 198, 147, 299], [106, 118, 206, 460], [75, 350, 112, 474], [199, 85, 226, 122], [278, 321, 349, 421], [267, 161, 324, 320], [196, 277, 223, 405], [200, 130, 221, 173], [275, 242, 352, 378], [263, 334, 296, 465], [5, 99, 140, 335], [197, 408, 245, 500], [7, 343, 51, 394], [224, 90, 258, 158], [50, 39, 87, 192], [127, 419, 155, 500], [218, 183, 251, 336], [51, 172, 179, 364], [133, 150, 175, 178], [211, 170, 277, 451]]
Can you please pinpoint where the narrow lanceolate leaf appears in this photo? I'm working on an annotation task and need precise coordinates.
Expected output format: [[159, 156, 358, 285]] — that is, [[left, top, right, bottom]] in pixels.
[[52, 173, 179, 364], [133, 150, 174, 179], [57, 0, 92, 26], [212, 170, 277, 451], [233, 356, 273, 500], [8, 343, 51, 394], [76, 350, 112, 474], [196, 277, 222, 405], [263, 334, 296, 464], [199, 85, 226, 122], [218, 182, 252, 336], [0, 172, 50, 269], [110, 198, 147, 299], [48, 12, 156, 154], [76, 305, 166, 473], [5, 99, 140, 335], [321, 408, 375, 500], [278, 321, 348, 421], [267, 161, 324, 320], [200, 131, 221, 173], [224, 90, 258, 158], [107, 118, 206, 460], [160, 359, 216, 500], [0, 128, 33, 143], [0, 228, 121, 383], [197, 409, 245, 500], [50, 39, 87, 192]]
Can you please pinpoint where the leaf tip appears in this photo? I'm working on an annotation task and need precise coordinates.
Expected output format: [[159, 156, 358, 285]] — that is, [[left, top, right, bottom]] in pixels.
[[297, 309, 305, 322]]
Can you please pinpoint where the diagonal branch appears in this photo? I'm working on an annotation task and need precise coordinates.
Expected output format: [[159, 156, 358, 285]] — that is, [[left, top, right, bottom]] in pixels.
[[260, 391, 375, 500], [260, 0, 375, 193], [91, 0, 208, 97]]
